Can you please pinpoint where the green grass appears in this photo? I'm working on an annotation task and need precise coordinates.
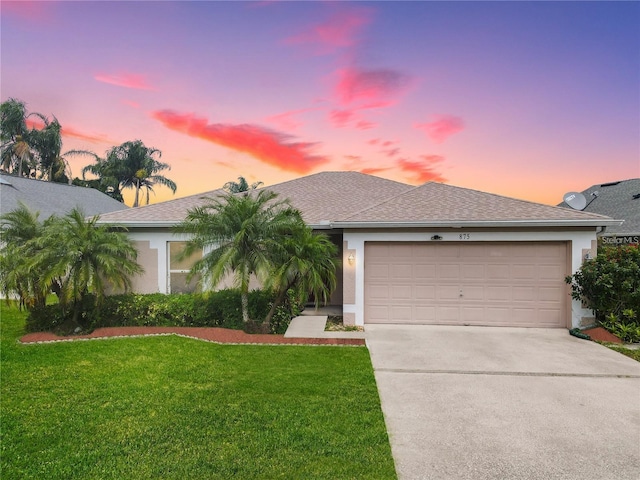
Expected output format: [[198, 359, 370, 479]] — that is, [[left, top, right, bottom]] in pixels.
[[606, 345, 640, 362], [0, 305, 396, 479]]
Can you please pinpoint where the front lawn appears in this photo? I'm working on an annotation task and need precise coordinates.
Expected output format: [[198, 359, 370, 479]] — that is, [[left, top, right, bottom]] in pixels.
[[0, 305, 396, 479], [606, 345, 640, 362]]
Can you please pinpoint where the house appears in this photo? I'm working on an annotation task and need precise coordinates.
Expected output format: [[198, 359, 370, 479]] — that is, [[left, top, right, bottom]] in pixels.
[[558, 178, 639, 246], [96, 171, 620, 329], [0, 173, 128, 219]]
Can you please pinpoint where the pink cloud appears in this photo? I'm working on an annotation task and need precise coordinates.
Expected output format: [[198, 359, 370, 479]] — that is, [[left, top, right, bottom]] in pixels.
[[367, 138, 380, 145], [2, 1, 52, 22], [122, 100, 141, 108], [329, 109, 357, 128], [415, 115, 464, 144], [335, 66, 410, 107], [398, 156, 446, 183], [360, 166, 391, 176], [152, 110, 328, 174], [383, 148, 400, 158], [328, 108, 379, 130], [62, 126, 113, 144], [355, 120, 376, 130], [265, 107, 317, 131], [94, 72, 158, 91], [285, 7, 373, 54], [26, 118, 112, 144]]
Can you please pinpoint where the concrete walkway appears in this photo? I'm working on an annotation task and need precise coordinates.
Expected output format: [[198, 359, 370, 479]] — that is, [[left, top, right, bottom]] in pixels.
[[284, 315, 365, 339], [366, 325, 640, 480]]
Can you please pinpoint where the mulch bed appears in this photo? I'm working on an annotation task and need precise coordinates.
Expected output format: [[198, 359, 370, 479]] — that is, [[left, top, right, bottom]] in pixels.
[[19, 326, 365, 346], [581, 326, 623, 344]]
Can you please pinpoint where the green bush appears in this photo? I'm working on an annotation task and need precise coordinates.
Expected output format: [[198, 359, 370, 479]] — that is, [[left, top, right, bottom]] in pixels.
[[25, 289, 301, 335], [566, 245, 640, 340]]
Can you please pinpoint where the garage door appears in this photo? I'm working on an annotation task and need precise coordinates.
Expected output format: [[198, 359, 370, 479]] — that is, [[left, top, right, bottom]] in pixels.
[[364, 242, 567, 327]]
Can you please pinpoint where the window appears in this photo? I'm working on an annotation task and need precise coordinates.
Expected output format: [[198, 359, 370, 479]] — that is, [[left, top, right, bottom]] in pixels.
[[168, 242, 202, 293]]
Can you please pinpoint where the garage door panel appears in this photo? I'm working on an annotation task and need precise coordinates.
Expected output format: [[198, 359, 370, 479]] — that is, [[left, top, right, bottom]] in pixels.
[[462, 286, 485, 301], [439, 264, 461, 280], [512, 264, 537, 280], [391, 285, 411, 300], [368, 285, 390, 301], [461, 306, 484, 322], [462, 264, 485, 279], [414, 306, 436, 321], [391, 306, 413, 321], [437, 306, 460, 321], [513, 286, 537, 301], [364, 241, 567, 327], [539, 287, 563, 302], [487, 264, 510, 280], [414, 285, 436, 300], [366, 305, 389, 323], [367, 264, 389, 279], [391, 264, 412, 281], [539, 264, 565, 279], [438, 285, 461, 300], [487, 286, 511, 301], [414, 264, 436, 280]]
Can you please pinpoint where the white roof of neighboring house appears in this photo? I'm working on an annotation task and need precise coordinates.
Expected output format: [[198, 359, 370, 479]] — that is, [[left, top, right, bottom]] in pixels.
[[0, 173, 128, 218], [95, 171, 618, 229]]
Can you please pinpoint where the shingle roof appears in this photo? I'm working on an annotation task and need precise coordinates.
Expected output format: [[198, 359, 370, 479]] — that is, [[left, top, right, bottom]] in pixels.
[[558, 179, 640, 234], [97, 187, 226, 224], [94, 171, 616, 228], [96, 171, 411, 225], [0, 174, 128, 218], [256, 171, 411, 225], [341, 182, 613, 224]]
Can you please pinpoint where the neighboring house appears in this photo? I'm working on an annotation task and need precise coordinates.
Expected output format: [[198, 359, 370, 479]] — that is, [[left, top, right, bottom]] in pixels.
[[96, 171, 620, 329], [558, 178, 640, 246], [0, 173, 128, 219]]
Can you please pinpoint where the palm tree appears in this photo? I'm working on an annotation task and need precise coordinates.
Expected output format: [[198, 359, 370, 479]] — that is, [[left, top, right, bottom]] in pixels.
[[0, 98, 34, 177], [223, 176, 264, 193], [37, 208, 143, 325], [263, 227, 339, 329], [29, 114, 69, 183], [108, 140, 176, 207], [0, 203, 58, 309], [177, 190, 303, 325], [72, 150, 124, 201]]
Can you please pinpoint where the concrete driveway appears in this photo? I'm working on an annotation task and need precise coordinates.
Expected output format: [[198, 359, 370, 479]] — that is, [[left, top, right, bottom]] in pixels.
[[366, 325, 640, 480]]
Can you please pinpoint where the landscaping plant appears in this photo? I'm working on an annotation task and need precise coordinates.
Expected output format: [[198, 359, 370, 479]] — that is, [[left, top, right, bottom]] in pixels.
[[1, 204, 142, 333], [565, 245, 640, 342]]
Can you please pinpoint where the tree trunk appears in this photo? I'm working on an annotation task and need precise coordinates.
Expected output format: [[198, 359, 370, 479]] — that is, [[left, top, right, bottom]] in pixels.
[[263, 288, 287, 329], [241, 289, 250, 324], [134, 181, 140, 207], [262, 276, 298, 329]]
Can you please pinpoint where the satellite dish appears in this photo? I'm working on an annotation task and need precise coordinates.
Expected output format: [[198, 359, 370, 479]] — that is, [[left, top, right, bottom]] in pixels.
[[563, 191, 587, 210]]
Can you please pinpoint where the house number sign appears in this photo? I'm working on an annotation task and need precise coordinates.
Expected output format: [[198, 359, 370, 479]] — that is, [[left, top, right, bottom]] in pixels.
[[459, 233, 471, 240]]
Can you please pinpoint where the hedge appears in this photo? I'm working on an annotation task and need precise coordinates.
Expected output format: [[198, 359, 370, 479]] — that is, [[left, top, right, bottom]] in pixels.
[[26, 289, 301, 335]]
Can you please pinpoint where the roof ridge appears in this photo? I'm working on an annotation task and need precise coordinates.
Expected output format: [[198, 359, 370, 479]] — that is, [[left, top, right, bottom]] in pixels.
[[254, 170, 411, 194], [341, 182, 427, 221]]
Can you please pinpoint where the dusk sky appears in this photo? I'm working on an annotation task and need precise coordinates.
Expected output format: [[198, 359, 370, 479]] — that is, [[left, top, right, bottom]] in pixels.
[[2, 0, 638, 206]]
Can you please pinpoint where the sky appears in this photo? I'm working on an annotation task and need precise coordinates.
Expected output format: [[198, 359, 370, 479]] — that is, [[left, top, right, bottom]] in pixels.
[[1, 0, 639, 206]]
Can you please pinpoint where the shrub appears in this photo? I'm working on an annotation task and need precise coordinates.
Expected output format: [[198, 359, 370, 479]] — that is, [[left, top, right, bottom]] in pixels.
[[566, 245, 640, 340], [25, 289, 301, 334]]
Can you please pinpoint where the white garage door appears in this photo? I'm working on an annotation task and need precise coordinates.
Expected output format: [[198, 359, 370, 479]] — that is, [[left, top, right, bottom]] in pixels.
[[364, 242, 567, 327]]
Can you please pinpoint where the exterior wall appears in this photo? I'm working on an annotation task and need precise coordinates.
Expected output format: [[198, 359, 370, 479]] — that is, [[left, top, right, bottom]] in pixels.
[[127, 230, 193, 294], [127, 229, 345, 304], [130, 241, 159, 294], [343, 228, 599, 329]]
